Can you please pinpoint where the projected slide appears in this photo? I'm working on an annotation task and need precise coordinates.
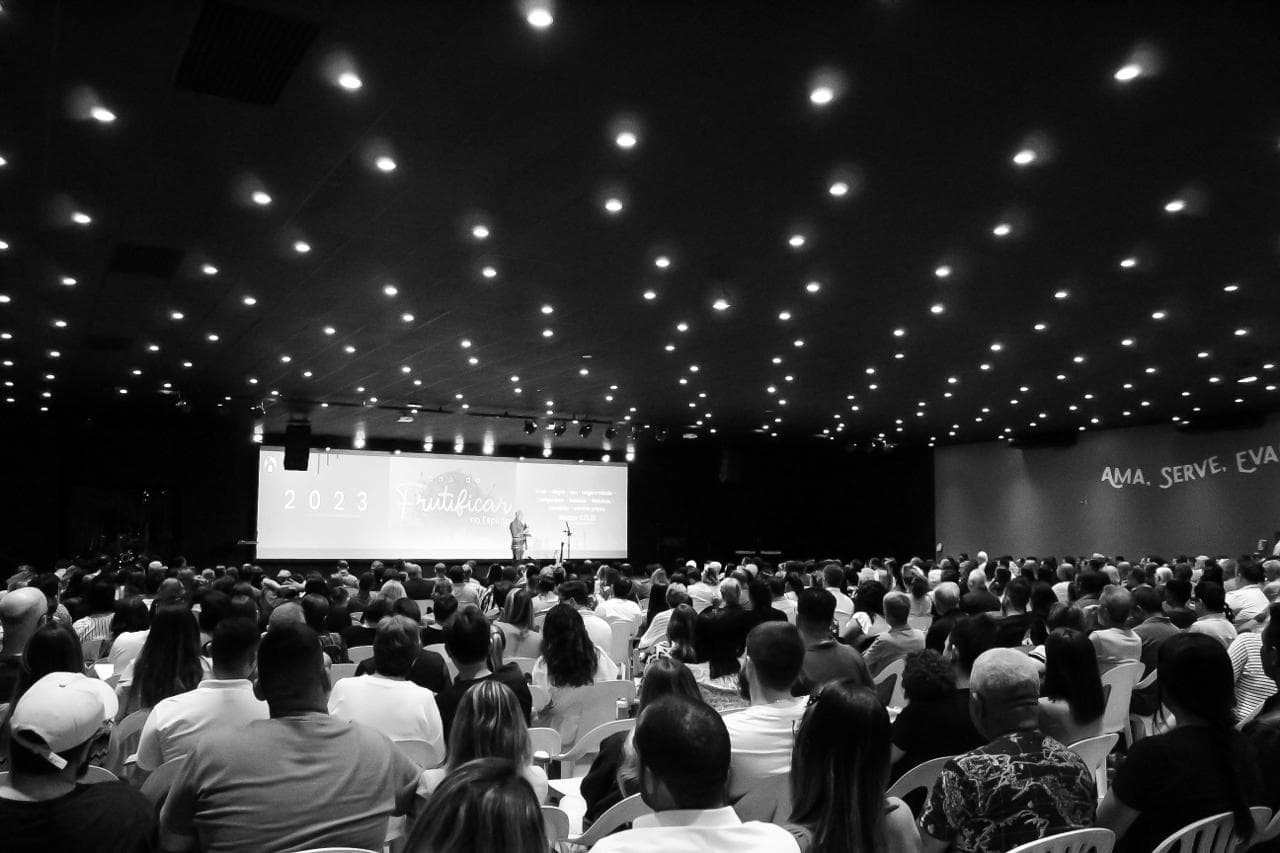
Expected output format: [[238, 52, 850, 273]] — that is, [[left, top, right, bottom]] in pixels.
[[254, 448, 628, 560]]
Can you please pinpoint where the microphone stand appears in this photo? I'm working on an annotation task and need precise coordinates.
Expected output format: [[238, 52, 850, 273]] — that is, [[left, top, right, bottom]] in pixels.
[[564, 523, 572, 562]]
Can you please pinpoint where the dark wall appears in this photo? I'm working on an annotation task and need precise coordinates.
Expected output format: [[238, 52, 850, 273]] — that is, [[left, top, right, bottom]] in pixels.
[[934, 414, 1280, 558], [0, 409, 936, 572]]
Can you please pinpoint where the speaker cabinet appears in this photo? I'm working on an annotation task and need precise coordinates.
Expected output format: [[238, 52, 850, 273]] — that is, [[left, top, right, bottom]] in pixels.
[[284, 423, 311, 470]]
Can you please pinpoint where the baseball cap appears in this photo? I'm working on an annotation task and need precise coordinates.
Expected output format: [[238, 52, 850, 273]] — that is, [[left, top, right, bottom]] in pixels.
[[684, 560, 698, 569], [147, 560, 164, 571], [10, 672, 118, 769]]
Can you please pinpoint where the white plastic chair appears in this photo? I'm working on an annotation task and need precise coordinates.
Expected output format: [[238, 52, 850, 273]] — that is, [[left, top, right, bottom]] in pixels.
[[105, 708, 150, 775], [554, 718, 635, 777], [529, 683, 550, 713], [873, 657, 908, 708], [1151, 810, 1248, 853], [543, 805, 571, 848], [528, 727, 563, 764], [1125, 668, 1159, 747], [394, 738, 443, 769], [1099, 662, 1144, 737], [886, 755, 952, 806], [1007, 827, 1115, 853], [1249, 806, 1280, 850], [140, 755, 187, 807], [607, 619, 635, 675], [1066, 733, 1119, 800], [566, 793, 652, 847], [346, 645, 374, 665], [82, 765, 119, 784], [328, 662, 359, 683]]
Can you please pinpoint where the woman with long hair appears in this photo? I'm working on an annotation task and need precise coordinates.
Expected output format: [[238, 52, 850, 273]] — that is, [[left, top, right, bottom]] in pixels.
[[1038, 628, 1105, 744], [494, 587, 542, 658], [107, 595, 151, 672], [787, 680, 921, 852], [1099, 633, 1262, 853], [405, 757, 546, 853], [581, 657, 702, 823], [531, 604, 618, 744], [652, 603, 698, 664], [415, 679, 547, 804], [119, 604, 205, 718]]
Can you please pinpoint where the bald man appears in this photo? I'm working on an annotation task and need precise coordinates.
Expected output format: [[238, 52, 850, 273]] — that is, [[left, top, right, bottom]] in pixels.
[[0, 588, 48, 697], [920, 649, 1096, 853]]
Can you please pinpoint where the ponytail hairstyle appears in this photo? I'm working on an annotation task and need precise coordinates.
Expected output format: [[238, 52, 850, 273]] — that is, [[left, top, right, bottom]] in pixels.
[[1157, 633, 1253, 842]]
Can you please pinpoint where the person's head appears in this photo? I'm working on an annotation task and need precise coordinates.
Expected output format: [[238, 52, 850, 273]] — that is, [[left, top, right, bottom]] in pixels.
[[1196, 581, 1227, 615], [664, 604, 698, 662], [790, 681, 892, 853], [361, 595, 392, 627], [1077, 570, 1108, 599], [500, 587, 536, 631], [85, 579, 116, 615], [0, 588, 47, 653], [444, 606, 493, 667], [447, 680, 531, 769], [405, 757, 545, 853], [1098, 586, 1133, 628], [718, 577, 741, 607], [796, 588, 836, 639], [1042, 628, 1105, 725], [1131, 585, 1163, 621], [392, 597, 422, 624], [1164, 577, 1193, 608], [155, 578, 187, 607], [433, 593, 459, 624], [854, 579, 887, 617], [210, 617, 260, 680], [12, 623, 84, 701], [1002, 577, 1032, 615], [882, 591, 910, 628], [634, 695, 729, 811], [821, 564, 846, 594], [8, 672, 117, 780], [932, 581, 960, 615], [131, 605, 204, 710], [741, 622, 805, 701], [901, 649, 955, 703], [638, 656, 701, 709], [267, 600, 305, 630], [255, 622, 328, 715], [557, 581, 590, 609], [966, 569, 988, 593], [540, 604, 598, 688], [374, 615, 422, 678], [300, 593, 331, 633], [969, 648, 1041, 739], [664, 583, 690, 610], [380, 579, 406, 602], [947, 613, 997, 677]]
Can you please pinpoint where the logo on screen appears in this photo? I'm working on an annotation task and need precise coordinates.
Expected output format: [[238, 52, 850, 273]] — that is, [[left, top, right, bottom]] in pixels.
[[394, 470, 513, 529]]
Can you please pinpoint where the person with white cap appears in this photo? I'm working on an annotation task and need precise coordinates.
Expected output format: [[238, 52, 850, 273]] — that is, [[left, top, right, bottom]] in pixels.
[[0, 672, 154, 851]]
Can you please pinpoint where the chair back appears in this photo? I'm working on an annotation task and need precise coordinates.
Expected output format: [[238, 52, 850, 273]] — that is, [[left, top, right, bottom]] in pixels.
[[886, 755, 952, 808], [105, 707, 150, 774], [329, 662, 359, 683], [346, 645, 375, 665], [567, 793, 653, 847], [607, 620, 634, 674], [140, 755, 187, 808], [82, 765, 119, 784], [1099, 662, 1144, 736], [394, 738, 442, 769], [543, 805, 571, 847], [412, 599, 433, 617], [529, 683, 550, 713], [907, 615, 933, 632], [1253, 806, 1280, 849], [572, 680, 636, 748], [873, 657, 908, 708], [1150, 810, 1244, 853], [555, 717, 636, 777], [82, 637, 107, 662], [1066, 733, 1119, 800], [507, 656, 537, 676], [423, 644, 459, 680], [528, 727, 563, 763], [1006, 827, 1116, 853]]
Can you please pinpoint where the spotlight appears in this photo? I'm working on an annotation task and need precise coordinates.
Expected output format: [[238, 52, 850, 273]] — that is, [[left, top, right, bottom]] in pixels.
[[579, 423, 593, 438], [655, 427, 669, 443], [604, 426, 617, 440], [553, 421, 567, 437], [523, 420, 538, 435]]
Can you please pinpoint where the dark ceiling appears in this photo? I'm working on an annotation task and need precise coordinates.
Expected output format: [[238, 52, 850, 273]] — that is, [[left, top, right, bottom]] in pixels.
[[2, 0, 1278, 457]]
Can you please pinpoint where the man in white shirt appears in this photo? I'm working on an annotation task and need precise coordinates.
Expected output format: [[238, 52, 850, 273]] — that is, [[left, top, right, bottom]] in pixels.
[[1088, 586, 1142, 672], [327, 615, 445, 768], [591, 694, 800, 853], [721, 622, 807, 801], [1226, 563, 1270, 630], [596, 576, 644, 627], [687, 567, 721, 614], [862, 592, 926, 677], [558, 581, 613, 651], [638, 584, 690, 651], [136, 617, 268, 772], [818, 564, 854, 628]]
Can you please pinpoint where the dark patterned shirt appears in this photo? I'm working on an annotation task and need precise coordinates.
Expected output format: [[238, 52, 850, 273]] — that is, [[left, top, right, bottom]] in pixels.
[[920, 729, 1096, 853]]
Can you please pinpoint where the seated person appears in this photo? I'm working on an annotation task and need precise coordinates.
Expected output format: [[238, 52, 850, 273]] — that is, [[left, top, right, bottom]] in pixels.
[[404, 757, 546, 853], [1243, 604, 1280, 831], [532, 604, 619, 745], [436, 606, 532, 737], [1038, 628, 1105, 745], [920, 649, 1096, 853], [863, 592, 926, 677], [0, 672, 154, 853], [722, 622, 807, 801], [591, 694, 800, 852], [1088, 587, 1141, 672], [792, 588, 871, 697], [341, 595, 390, 648], [159, 623, 420, 852]]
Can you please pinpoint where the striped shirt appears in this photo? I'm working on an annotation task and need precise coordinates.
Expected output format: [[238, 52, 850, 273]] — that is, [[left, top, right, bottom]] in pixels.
[[1229, 632, 1277, 724], [73, 613, 114, 644]]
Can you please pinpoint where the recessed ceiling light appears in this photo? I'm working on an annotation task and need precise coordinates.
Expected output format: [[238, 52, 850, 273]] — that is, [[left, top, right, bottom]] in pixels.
[[1163, 198, 1186, 214], [481, 265, 498, 279], [468, 356, 479, 366], [293, 241, 311, 254], [147, 344, 160, 353], [0, 240, 8, 251], [810, 85, 835, 105], [71, 211, 92, 225], [344, 344, 357, 354], [805, 281, 821, 293], [59, 276, 77, 288], [1121, 337, 1135, 347], [401, 313, 414, 323], [1012, 148, 1037, 166], [206, 332, 220, 342], [471, 224, 490, 240], [170, 310, 184, 321], [665, 343, 675, 352], [676, 321, 688, 332], [0, 155, 6, 168], [1235, 327, 1250, 336], [604, 198, 624, 214], [934, 265, 952, 279], [1114, 62, 1143, 82], [251, 191, 271, 206], [643, 289, 657, 301], [52, 319, 67, 329], [526, 3, 553, 28], [383, 284, 398, 296], [1054, 290, 1069, 300], [712, 298, 730, 311], [615, 131, 638, 149], [1073, 354, 1086, 364], [1223, 283, 1239, 293], [0, 294, 8, 303], [893, 328, 906, 338], [542, 328, 554, 338], [1151, 310, 1166, 320], [654, 255, 671, 269], [793, 338, 805, 348], [460, 339, 472, 348], [992, 222, 1012, 237], [242, 295, 257, 306], [788, 234, 806, 249], [540, 304, 554, 315], [337, 71, 363, 91], [1034, 322, 1048, 331], [280, 354, 291, 363], [90, 106, 116, 123], [1197, 351, 1210, 359], [828, 181, 849, 197], [374, 156, 396, 172], [201, 264, 217, 276], [1119, 257, 1137, 269], [930, 303, 945, 314]]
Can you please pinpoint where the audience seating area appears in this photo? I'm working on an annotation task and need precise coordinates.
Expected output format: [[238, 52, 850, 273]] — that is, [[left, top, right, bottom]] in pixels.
[[1, 550, 1278, 852]]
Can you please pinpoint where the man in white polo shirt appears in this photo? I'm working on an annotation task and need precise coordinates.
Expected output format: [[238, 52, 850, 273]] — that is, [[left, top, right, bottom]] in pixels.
[[591, 694, 799, 853], [136, 617, 267, 772]]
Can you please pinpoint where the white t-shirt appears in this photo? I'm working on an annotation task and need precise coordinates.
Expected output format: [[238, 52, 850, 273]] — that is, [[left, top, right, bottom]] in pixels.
[[136, 678, 268, 771], [688, 582, 719, 613], [592, 806, 800, 853], [578, 608, 615, 652], [327, 675, 445, 768], [638, 610, 673, 650], [721, 697, 807, 801], [109, 629, 150, 673], [596, 598, 643, 627], [1226, 585, 1269, 630]]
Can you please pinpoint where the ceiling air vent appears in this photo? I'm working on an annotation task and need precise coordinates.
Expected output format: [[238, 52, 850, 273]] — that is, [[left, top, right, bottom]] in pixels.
[[174, 0, 323, 105]]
